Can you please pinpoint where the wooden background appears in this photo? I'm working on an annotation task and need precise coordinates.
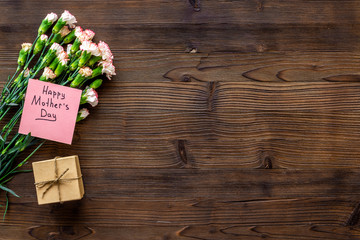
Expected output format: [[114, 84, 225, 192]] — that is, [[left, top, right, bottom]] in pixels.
[[1, 0, 360, 239]]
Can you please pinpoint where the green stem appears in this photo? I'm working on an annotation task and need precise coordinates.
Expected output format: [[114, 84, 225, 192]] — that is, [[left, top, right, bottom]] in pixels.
[[0, 108, 10, 121], [0, 140, 45, 183], [32, 33, 53, 71], [1, 67, 20, 98], [25, 35, 39, 65], [2, 193, 8, 221]]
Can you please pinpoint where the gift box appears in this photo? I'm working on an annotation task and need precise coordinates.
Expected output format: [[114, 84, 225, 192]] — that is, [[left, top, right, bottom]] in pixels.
[[32, 155, 84, 205]]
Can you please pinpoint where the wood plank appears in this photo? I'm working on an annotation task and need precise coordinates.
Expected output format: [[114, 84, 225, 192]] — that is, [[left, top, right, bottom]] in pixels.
[[25, 137, 360, 169], [8, 51, 360, 83], [2, 1, 360, 54], [3, 52, 360, 83], [5, 168, 360, 203], [1, 23, 359, 53], [1, 0, 360, 25], [165, 52, 360, 82], [1, 169, 360, 230], [87, 82, 360, 140], [92, 82, 360, 112], [1, 224, 360, 240]]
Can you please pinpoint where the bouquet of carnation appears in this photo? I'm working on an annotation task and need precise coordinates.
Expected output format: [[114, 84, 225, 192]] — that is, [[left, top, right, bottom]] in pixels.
[[0, 10, 115, 216]]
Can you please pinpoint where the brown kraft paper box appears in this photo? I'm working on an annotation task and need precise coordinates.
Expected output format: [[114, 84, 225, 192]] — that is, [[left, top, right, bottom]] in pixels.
[[32, 155, 84, 205]]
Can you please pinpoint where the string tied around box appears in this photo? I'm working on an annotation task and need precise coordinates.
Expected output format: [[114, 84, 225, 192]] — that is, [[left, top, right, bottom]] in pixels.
[[34, 156, 82, 203]]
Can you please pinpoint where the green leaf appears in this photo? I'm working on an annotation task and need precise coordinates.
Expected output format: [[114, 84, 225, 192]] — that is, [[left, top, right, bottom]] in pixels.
[[11, 169, 32, 174], [6, 147, 20, 155], [17, 140, 44, 168], [2, 193, 8, 221], [0, 185, 19, 198], [7, 103, 18, 106], [0, 160, 14, 177]]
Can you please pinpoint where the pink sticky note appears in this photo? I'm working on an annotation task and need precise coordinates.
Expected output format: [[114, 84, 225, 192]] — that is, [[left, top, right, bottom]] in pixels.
[[19, 79, 82, 144]]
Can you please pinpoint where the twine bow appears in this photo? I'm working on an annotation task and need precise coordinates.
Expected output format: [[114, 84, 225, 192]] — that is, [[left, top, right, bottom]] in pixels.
[[34, 156, 82, 203]]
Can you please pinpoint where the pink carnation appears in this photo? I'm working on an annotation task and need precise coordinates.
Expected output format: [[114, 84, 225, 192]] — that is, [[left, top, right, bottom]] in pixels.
[[80, 40, 101, 56], [75, 27, 95, 43], [50, 43, 64, 55], [99, 60, 116, 80], [57, 51, 69, 65], [45, 13, 58, 23], [84, 29, 95, 40], [60, 10, 77, 28], [75, 26, 83, 38], [66, 44, 72, 55], [21, 43, 32, 52], [98, 41, 114, 62], [42, 67, 57, 80], [78, 108, 90, 120], [40, 34, 48, 41], [79, 67, 93, 77], [59, 26, 71, 38], [24, 68, 30, 78], [83, 88, 99, 107]]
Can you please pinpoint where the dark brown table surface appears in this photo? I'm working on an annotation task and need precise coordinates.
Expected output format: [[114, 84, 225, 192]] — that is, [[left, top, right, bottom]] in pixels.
[[1, 0, 360, 239]]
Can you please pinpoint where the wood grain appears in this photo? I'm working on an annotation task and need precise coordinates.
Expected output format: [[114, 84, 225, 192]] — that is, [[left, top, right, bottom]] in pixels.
[[1, 0, 360, 239], [2, 169, 360, 239], [1, 1, 360, 53], [2, 0, 360, 25], [2, 23, 360, 53], [2, 224, 360, 240]]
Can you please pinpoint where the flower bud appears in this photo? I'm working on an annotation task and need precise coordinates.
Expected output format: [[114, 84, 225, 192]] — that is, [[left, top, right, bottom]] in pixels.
[[41, 51, 56, 68], [76, 108, 89, 122], [91, 66, 102, 79], [71, 67, 92, 88], [13, 68, 29, 86], [80, 87, 98, 107], [51, 26, 71, 44], [40, 67, 56, 81], [70, 39, 81, 55], [41, 43, 63, 68], [70, 59, 80, 71], [49, 51, 69, 75], [66, 44, 72, 55], [99, 60, 116, 80], [70, 67, 92, 88], [89, 79, 103, 89], [54, 59, 68, 76], [48, 57, 60, 71], [52, 10, 77, 34], [62, 29, 76, 44], [18, 43, 32, 67], [87, 56, 102, 67], [75, 50, 82, 58], [14, 72, 24, 85], [78, 41, 101, 67], [52, 19, 66, 34], [78, 52, 92, 68], [33, 34, 48, 55], [59, 26, 71, 38], [38, 13, 58, 35]]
